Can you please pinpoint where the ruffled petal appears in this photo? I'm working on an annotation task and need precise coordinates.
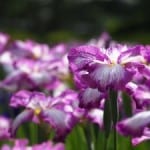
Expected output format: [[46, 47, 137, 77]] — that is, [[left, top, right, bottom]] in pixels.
[[10, 90, 32, 107], [68, 45, 106, 72]]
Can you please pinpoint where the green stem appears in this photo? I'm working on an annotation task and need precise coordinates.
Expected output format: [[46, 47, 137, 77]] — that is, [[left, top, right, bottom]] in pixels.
[[29, 123, 38, 144], [84, 124, 93, 150], [109, 89, 118, 150], [104, 136, 108, 150], [113, 125, 117, 150]]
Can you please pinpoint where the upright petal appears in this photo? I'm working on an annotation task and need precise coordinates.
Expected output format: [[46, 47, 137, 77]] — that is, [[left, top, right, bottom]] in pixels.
[[68, 45, 106, 71], [10, 90, 32, 107]]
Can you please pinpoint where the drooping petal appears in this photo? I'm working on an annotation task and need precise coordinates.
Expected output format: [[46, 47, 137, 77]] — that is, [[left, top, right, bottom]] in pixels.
[[87, 108, 103, 128], [79, 88, 105, 108], [132, 128, 150, 146], [41, 108, 72, 141], [116, 111, 150, 137], [90, 64, 133, 89], [11, 109, 33, 136]]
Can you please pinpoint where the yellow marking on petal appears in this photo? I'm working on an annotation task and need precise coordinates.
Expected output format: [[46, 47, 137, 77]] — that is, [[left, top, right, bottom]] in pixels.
[[108, 61, 116, 67], [34, 108, 41, 115]]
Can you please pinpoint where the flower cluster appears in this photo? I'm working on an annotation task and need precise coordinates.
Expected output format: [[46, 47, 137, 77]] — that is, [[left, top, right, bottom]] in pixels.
[[0, 32, 150, 149], [68, 34, 150, 146]]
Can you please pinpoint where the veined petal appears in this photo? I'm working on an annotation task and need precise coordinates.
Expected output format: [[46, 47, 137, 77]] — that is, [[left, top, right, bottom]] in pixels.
[[90, 64, 127, 89], [42, 108, 71, 140], [119, 45, 145, 64], [68, 45, 107, 71], [73, 70, 97, 89], [79, 88, 105, 108], [11, 109, 33, 136], [116, 111, 150, 137]]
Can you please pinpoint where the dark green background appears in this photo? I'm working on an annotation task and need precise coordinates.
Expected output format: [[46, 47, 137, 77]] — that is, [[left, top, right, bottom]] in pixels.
[[0, 0, 150, 43]]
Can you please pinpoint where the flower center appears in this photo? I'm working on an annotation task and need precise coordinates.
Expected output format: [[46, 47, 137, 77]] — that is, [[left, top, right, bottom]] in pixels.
[[34, 107, 42, 115]]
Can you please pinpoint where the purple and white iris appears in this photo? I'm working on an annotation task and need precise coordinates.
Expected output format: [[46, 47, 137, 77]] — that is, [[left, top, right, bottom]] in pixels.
[[10, 90, 79, 141], [68, 44, 144, 90]]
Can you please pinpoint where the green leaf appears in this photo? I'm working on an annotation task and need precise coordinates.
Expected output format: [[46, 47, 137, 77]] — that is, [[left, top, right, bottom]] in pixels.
[[103, 99, 112, 139], [122, 92, 132, 117], [110, 90, 118, 125]]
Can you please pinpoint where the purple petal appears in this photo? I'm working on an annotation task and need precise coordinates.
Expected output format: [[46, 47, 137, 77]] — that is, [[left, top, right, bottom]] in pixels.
[[132, 128, 150, 146], [0, 116, 11, 139], [79, 88, 105, 108], [68, 45, 106, 71], [1, 145, 11, 150], [42, 108, 72, 141], [11, 109, 33, 136], [0, 72, 37, 92], [33, 141, 65, 150], [118, 45, 145, 64], [141, 45, 150, 63], [90, 64, 133, 89], [87, 108, 103, 128], [133, 86, 150, 107], [10, 90, 32, 107], [116, 111, 150, 137]]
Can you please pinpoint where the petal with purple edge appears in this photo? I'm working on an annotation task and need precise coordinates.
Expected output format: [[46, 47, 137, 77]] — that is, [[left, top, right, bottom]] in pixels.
[[116, 111, 150, 137], [11, 109, 33, 136], [87, 108, 103, 128], [90, 64, 125, 89], [132, 128, 150, 146], [41, 108, 72, 140], [42, 108, 70, 134], [118, 45, 144, 64], [68, 45, 106, 71], [0, 117, 11, 139], [10, 90, 32, 107], [133, 86, 150, 107]]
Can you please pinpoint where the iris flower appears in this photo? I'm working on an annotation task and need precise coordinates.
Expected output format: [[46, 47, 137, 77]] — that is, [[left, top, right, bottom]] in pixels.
[[68, 44, 145, 90], [10, 90, 78, 141]]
